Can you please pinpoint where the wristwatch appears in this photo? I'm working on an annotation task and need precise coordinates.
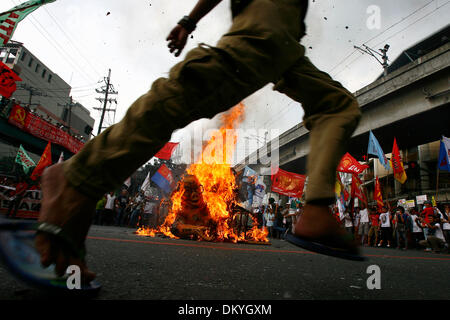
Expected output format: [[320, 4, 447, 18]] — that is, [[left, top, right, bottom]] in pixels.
[[178, 15, 196, 33]]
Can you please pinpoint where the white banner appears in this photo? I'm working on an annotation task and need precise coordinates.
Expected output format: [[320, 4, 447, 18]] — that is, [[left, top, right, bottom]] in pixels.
[[0, 185, 41, 218]]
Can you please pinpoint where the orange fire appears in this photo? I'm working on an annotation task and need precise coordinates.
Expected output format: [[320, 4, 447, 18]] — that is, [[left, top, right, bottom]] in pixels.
[[137, 103, 268, 243]]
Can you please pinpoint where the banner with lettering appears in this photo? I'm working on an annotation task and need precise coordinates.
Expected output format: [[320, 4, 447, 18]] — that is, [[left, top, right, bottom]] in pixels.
[[8, 104, 84, 153], [15, 144, 36, 174], [0, 60, 22, 98], [337, 152, 369, 174], [0, 0, 56, 46], [271, 167, 306, 198]]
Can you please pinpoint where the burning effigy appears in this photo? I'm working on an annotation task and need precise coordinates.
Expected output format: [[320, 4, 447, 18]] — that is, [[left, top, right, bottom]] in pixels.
[[136, 103, 269, 244]]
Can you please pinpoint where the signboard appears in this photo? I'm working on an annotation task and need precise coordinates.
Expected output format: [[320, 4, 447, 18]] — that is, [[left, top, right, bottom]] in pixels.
[[406, 200, 415, 208], [0, 185, 41, 219], [8, 104, 84, 153], [416, 195, 427, 205]]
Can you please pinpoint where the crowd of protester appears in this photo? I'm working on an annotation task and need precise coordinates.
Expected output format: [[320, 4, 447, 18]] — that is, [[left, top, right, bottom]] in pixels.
[[2, 168, 449, 255], [93, 188, 170, 230], [251, 197, 450, 254]]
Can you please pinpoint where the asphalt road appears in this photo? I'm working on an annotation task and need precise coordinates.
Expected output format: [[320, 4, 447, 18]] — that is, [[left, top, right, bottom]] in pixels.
[[1, 225, 449, 300]]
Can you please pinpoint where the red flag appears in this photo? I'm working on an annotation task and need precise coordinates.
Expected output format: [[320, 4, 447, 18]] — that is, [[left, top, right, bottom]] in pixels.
[[374, 176, 383, 211], [271, 167, 306, 198], [391, 137, 407, 184], [0, 60, 21, 98], [351, 174, 367, 204], [30, 142, 52, 180], [154, 142, 179, 160], [337, 152, 369, 174]]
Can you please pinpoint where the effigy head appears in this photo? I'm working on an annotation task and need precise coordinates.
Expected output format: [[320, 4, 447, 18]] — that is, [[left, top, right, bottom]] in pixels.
[[181, 174, 205, 208]]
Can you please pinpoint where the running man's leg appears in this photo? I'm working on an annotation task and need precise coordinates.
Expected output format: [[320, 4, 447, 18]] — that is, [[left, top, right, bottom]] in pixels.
[[36, 0, 307, 275], [274, 56, 361, 249]]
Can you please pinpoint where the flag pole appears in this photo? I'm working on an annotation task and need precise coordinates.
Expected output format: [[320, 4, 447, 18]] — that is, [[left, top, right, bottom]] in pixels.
[[435, 167, 439, 200]]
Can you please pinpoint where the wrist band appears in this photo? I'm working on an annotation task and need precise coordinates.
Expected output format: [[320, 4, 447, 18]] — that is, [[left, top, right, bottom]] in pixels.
[[178, 15, 196, 33]]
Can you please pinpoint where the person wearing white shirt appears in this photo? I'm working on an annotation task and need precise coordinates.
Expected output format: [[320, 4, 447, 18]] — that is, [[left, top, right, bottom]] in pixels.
[[378, 208, 392, 248], [358, 205, 370, 246], [419, 215, 446, 253], [437, 205, 450, 252], [103, 192, 116, 226], [343, 209, 353, 235], [265, 210, 275, 238], [409, 211, 424, 249]]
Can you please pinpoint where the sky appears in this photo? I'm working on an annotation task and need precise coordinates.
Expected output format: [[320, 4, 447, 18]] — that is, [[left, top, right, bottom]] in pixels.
[[2, 0, 449, 164]]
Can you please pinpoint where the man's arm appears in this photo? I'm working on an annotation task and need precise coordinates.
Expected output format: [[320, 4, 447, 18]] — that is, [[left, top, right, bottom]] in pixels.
[[166, 0, 223, 57]]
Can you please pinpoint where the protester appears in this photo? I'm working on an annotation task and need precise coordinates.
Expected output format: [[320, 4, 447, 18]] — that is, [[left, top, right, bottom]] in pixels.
[[103, 191, 116, 226], [158, 199, 171, 227], [6, 178, 28, 219], [343, 208, 354, 235], [353, 207, 360, 241], [129, 192, 144, 227], [142, 197, 157, 228], [409, 208, 424, 249], [35, 0, 366, 278], [421, 201, 435, 240], [264, 206, 275, 239], [439, 204, 450, 250], [94, 195, 106, 225], [378, 206, 392, 248], [281, 204, 294, 238], [273, 203, 286, 239], [394, 206, 408, 250], [368, 207, 380, 247], [254, 206, 264, 229], [418, 215, 446, 253], [115, 189, 129, 227], [358, 204, 370, 246]]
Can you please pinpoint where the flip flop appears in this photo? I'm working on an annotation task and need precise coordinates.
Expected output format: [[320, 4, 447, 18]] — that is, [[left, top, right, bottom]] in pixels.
[[0, 219, 101, 295], [286, 233, 367, 261]]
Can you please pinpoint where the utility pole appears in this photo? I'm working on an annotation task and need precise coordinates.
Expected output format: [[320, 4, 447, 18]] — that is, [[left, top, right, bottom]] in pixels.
[[18, 84, 43, 105], [95, 69, 118, 135], [57, 96, 75, 133], [354, 44, 390, 76]]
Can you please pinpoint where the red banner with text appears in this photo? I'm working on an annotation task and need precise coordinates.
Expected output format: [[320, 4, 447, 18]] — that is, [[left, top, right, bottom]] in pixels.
[[8, 104, 84, 154]]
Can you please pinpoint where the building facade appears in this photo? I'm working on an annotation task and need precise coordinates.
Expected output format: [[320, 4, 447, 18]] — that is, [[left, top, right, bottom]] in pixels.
[[0, 41, 95, 182], [0, 41, 94, 140]]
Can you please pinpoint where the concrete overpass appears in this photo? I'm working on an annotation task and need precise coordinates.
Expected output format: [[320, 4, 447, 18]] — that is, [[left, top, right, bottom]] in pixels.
[[235, 32, 450, 173], [235, 34, 450, 178]]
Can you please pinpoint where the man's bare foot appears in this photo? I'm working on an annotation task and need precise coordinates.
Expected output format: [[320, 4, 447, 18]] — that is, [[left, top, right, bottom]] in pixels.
[[294, 204, 358, 252], [35, 163, 97, 283]]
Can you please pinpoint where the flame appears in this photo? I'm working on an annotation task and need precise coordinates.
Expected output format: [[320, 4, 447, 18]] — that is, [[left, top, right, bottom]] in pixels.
[[137, 103, 268, 243]]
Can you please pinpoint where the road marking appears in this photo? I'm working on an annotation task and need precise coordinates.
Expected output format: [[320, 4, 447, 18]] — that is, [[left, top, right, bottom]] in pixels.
[[87, 236, 450, 261]]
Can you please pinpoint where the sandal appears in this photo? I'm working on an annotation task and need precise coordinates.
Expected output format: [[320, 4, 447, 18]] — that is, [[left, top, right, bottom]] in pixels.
[[286, 233, 367, 261], [0, 219, 101, 295]]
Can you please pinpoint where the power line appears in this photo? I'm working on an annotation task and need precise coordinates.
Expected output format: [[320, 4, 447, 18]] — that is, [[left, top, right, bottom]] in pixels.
[[42, 6, 104, 78], [9, 0, 97, 85], [371, 1, 450, 48], [94, 69, 118, 135], [331, 1, 449, 78], [363, 0, 437, 46], [327, 0, 438, 75], [25, 83, 99, 92]]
